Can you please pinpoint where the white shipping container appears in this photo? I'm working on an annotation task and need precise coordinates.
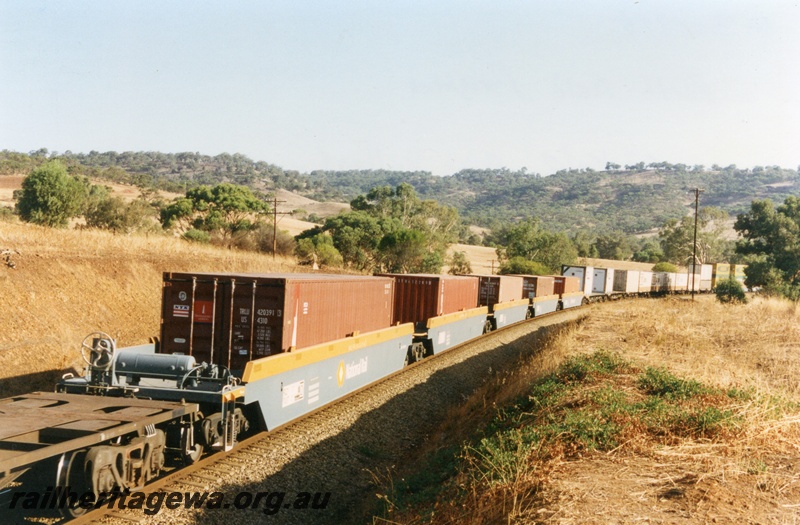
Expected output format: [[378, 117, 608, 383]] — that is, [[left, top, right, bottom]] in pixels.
[[689, 264, 713, 281], [612, 269, 639, 294], [652, 272, 669, 291], [605, 268, 615, 294], [638, 271, 653, 293], [675, 273, 688, 291]]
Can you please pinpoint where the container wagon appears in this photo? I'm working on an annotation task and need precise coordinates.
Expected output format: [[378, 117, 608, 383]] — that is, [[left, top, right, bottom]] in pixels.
[[553, 275, 584, 309], [377, 273, 487, 357], [474, 275, 528, 330], [516, 275, 560, 316]]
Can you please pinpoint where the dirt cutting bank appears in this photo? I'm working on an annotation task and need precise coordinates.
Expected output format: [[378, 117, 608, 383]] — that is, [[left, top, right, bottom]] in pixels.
[[0, 221, 303, 395]]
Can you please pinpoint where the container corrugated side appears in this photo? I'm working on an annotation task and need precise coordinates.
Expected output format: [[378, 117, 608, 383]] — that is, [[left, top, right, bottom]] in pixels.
[[518, 275, 555, 298], [377, 273, 479, 326], [160, 272, 394, 370], [552, 275, 580, 295], [475, 275, 524, 310]]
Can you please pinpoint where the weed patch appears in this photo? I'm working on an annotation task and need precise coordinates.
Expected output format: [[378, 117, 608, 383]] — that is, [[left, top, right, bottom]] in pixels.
[[376, 350, 751, 524]]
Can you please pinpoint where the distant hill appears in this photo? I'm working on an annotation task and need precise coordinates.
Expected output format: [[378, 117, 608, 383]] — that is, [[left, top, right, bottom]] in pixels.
[[2, 151, 797, 235], [306, 165, 800, 234]]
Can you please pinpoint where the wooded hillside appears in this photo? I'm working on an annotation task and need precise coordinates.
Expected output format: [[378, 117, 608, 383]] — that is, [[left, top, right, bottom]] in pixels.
[[2, 150, 797, 235]]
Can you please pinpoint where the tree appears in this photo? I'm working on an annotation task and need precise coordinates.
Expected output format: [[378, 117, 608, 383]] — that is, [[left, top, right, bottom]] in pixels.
[[160, 183, 269, 245], [295, 234, 343, 268], [308, 211, 386, 270], [379, 228, 441, 273], [15, 160, 87, 227], [632, 238, 663, 263], [715, 277, 746, 304], [571, 231, 598, 258], [593, 231, 633, 260], [491, 218, 577, 273], [658, 207, 729, 265], [310, 183, 461, 273], [498, 256, 549, 275], [86, 196, 158, 233], [447, 251, 472, 275], [734, 197, 800, 293]]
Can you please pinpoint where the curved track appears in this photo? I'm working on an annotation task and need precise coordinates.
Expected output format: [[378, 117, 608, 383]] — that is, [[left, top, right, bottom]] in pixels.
[[54, 305, 590, 525]]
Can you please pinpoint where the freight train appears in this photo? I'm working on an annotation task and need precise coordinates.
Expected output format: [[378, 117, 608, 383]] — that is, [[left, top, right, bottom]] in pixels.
[[0, 263, 735, 518], [562, 262, 747, 302]]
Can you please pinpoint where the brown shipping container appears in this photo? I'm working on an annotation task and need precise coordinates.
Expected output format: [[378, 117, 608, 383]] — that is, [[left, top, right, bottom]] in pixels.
[[517, 275, 555, 298], [160, 272, 395, 371], [475, 275, 525, 310], [376, 274, 479, 326], [552, 275, 580, 295]]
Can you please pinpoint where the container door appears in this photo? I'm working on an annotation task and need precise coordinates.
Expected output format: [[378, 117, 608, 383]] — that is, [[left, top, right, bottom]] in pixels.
[[613, 270, 626, 292], [592, 269, 607, 293]]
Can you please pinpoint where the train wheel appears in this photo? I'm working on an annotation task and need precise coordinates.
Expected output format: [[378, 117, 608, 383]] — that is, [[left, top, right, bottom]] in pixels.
[[180, 424, 204, 465], [56, 450, 92, 518]]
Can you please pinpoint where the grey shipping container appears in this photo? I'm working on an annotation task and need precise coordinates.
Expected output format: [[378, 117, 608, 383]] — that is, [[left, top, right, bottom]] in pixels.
[[376, 273, 479, 328], [160, 272, 395, 371]]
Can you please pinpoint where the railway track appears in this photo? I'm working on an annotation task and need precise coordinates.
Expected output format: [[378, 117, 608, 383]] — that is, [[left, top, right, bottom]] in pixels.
[[51, 305, 590, 525]]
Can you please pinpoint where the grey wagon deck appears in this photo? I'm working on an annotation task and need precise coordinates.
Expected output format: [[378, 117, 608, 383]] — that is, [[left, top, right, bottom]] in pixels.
[[0, 392, 198, 486]]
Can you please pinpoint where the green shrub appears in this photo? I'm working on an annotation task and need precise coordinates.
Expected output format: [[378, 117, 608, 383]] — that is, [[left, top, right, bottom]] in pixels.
[[715, 276, 746, 304], [183, 228, 211, 244], [651, 262, 678, 272], [498, 256, 550, 275]]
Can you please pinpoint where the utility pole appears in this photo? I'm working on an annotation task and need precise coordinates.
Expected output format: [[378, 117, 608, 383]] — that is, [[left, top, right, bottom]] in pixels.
[[271, 197, 289, 260], [690, 188, 704, 301]]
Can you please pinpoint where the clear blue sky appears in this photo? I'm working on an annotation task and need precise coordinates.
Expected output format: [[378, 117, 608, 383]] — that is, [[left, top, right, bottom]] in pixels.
[[1, 1, 798, 176]]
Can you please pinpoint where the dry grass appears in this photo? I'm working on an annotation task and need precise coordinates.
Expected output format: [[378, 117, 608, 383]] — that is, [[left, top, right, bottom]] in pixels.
[[579, 295, 800, 398], [0, 220, 308, 395], [376, 296, 800, 524], [445, 243, 499, 275]]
